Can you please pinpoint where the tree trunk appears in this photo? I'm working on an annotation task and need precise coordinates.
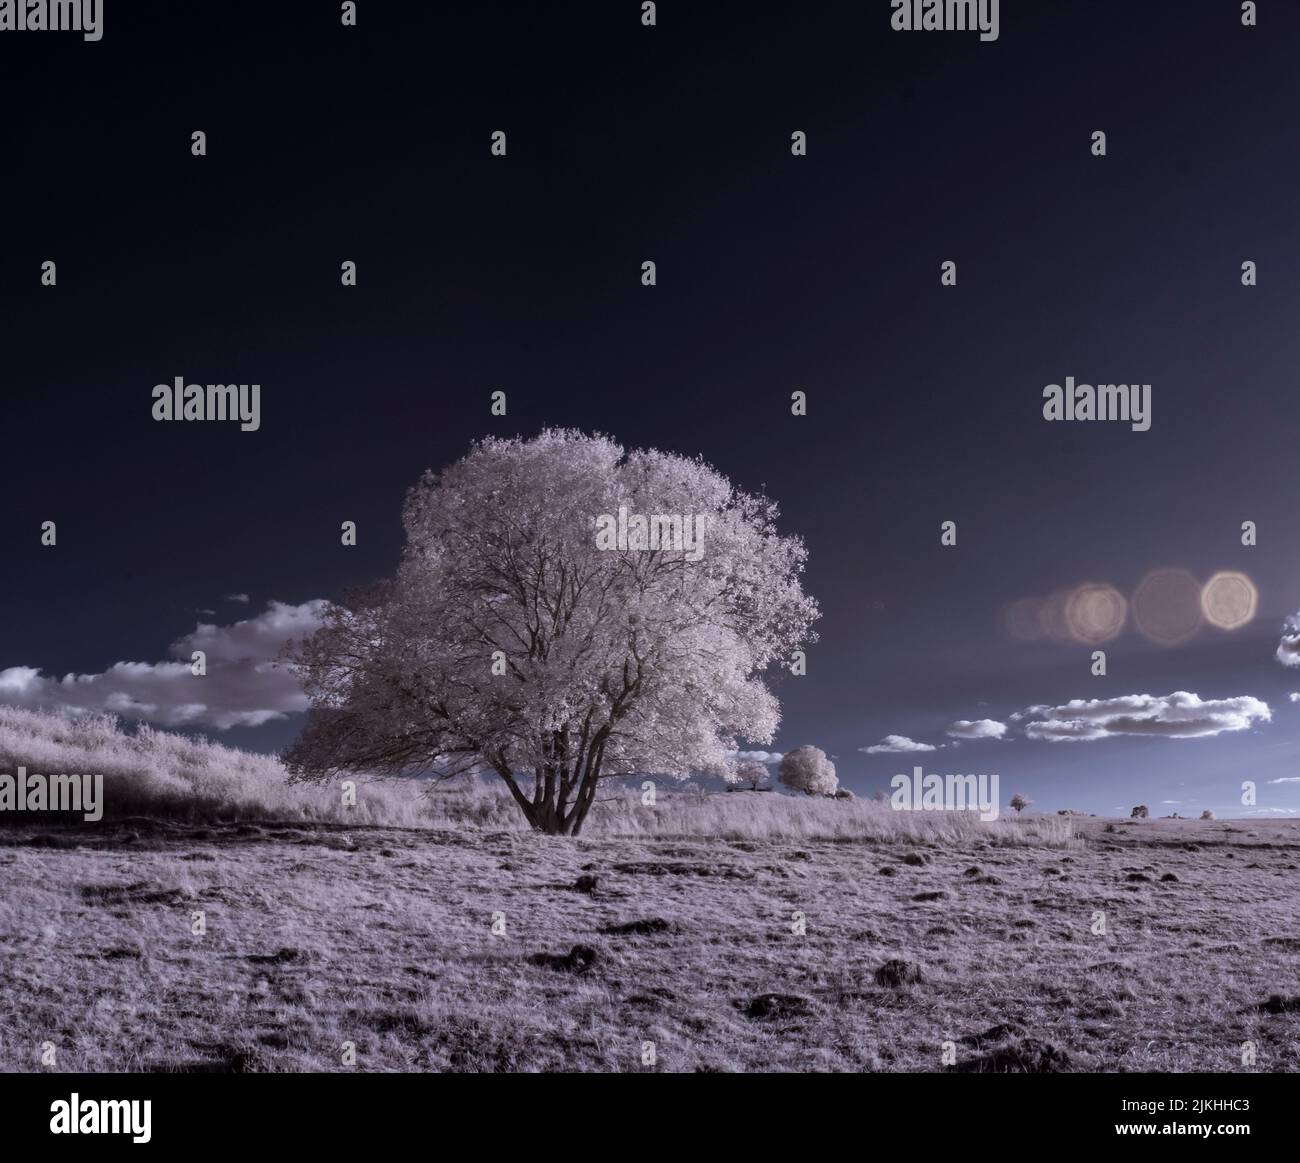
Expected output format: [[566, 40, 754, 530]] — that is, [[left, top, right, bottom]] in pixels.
[[494, 737, 606, 835], [564, 743, 606, 836]]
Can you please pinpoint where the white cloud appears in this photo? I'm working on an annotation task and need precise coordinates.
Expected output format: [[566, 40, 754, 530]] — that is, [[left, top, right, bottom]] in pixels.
[[0, 600, 328, 730], [0, 667, 42, 696], [1267, 776, 1300, 784], [945, 718, 1007, 740], [1290, 692, 1300, 703], [225, 593, 251, 604], [861, 734, 937, 754], [1277, 614, 1300, 667], [182, 601, 326, 663], [725, 750, 783, 764], [1020, 691, 1271, 742]]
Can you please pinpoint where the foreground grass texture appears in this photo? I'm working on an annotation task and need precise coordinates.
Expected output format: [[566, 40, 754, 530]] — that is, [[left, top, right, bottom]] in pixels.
[[2, 707, 1297, 1072], [1, 814, 1297, 1073]]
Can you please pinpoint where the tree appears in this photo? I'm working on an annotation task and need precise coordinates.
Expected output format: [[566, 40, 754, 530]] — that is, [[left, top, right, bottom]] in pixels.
[[778, 745, 837, 796], [1200, 809, 1214, 820], [731, 758, 770, 791], [1009, 793, 1031, 814], [283, 430, 819, 835], [1130, 804, 1149, 819]]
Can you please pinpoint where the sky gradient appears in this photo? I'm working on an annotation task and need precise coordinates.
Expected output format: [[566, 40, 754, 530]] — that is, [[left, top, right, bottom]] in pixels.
[[4, 1, 1300, 816]]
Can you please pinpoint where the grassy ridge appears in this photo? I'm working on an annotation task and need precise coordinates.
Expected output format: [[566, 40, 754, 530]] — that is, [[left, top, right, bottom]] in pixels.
[[0, 705, 1070, 844]]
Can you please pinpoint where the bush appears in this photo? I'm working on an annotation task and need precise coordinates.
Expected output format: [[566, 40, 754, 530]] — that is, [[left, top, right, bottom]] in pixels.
[[778, 746, 837, 797]]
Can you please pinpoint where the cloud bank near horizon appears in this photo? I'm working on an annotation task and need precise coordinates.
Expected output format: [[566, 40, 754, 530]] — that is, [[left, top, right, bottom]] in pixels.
[[863, 692, 1271, 756], [0, 600, 327, 730]]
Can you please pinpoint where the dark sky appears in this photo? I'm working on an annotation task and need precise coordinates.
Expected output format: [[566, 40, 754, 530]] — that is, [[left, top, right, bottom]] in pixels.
[[4, 0, 1300, 816]]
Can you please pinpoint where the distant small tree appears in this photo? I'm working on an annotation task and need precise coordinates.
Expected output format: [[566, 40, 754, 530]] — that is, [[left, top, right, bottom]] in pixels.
[[1200, 809, 1214, 820], [1130, 804, 1149, 819], [734, 758, 770, 791], [779, 745, 837, 796], [1010, 793, 1031, 814]]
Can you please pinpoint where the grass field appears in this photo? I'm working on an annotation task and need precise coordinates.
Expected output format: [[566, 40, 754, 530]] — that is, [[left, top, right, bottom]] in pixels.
[[2, 810, 1297, 1073], [3, 707, 1297, 1072]]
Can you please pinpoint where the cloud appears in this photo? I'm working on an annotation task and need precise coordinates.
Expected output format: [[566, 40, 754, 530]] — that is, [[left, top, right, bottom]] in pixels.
[[181, 601, 327, 663], [0, 600, 328, 730], [1267, 777, 1300, 784], [725, 750, 783, 764], [225, 593, 251, 604], [1290, 693, 1300, 704], [945, 718, 1007, 740], [1019, 691, 1271, 742], [1277, 613, 1300, 667], [861, 735, 937, 754]]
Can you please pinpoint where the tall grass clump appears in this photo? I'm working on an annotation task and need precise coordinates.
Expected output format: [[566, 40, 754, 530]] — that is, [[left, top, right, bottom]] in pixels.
[[422, 780, 1077, 845], [0, 706, 427, 825]]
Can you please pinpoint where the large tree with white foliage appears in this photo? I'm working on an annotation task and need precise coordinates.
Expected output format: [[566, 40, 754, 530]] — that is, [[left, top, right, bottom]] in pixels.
[[284, 430, 818, 835]]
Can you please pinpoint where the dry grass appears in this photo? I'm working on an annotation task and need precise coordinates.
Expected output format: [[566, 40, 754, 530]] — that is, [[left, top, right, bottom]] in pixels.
[[419, 780, 1077, 844], [1, 813, 1297, 1073], [0, 706, 425, 826], [4, 708, 1297, 1073], [0, 706, 1071, 845]]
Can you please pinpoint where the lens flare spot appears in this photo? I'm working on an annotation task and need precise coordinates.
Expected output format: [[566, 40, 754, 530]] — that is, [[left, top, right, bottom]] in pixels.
[[1003, 597, 1045, 641], [1065, 583, 1127, 644], [1133, 568, 1203, 646], [1038, 588, 1076, 643], [1201, 570, 1258, 630]]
